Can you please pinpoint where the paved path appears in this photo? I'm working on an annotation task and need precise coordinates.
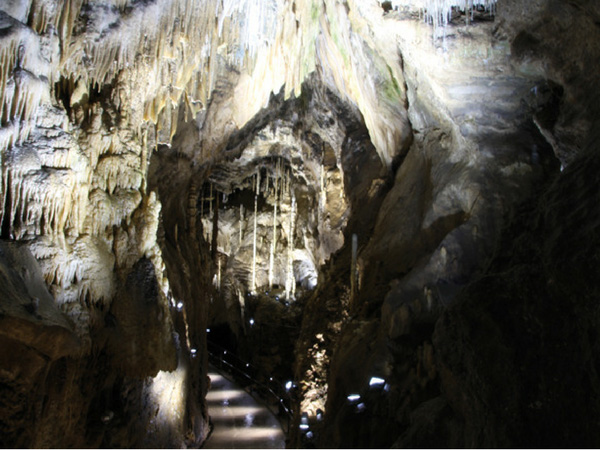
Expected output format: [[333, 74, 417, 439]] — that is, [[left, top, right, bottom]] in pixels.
[[203, 368, 286, 449]]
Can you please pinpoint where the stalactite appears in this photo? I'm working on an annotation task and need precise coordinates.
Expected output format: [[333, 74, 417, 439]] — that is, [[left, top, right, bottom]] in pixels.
[[268, 159, 280, 288], [188, 181, 198, 236], [1, 170, 12, 239], [200, 184, 204, 217], [250, 168, 261, 292], [57, 0, 85, 61], [217, 256, 222, 290], [351, 233, 358, 304], [211, 187, 219, 261], [285, 192, 296, 301], [399, 0, 498, 39], [251, 191, 258, 293], [320, 160, 326, 209], [239, 204, 244, 245]]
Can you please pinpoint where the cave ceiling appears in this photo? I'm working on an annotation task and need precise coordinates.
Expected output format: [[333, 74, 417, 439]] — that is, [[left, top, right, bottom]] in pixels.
[[2, 0, 599, 447]]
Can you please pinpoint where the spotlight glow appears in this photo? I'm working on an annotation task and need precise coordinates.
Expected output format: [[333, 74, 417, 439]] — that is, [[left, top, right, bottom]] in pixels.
[[369, 376, 385, 387], [206, 389, 247, 402], [208, 425, 284, 442], [208, 405, 264, 419], [347, 394, 361, 403], [148, 362, 187, 433]]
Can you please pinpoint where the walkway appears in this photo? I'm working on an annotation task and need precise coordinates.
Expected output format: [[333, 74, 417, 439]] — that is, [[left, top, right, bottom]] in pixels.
[[203, 368, 286, 449]]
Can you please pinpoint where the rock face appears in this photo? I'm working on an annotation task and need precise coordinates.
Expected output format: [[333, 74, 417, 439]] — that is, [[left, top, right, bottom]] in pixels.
[[298, 1, 600, 448], [0, 0, 599, 448], [431, 139, 600, 448]]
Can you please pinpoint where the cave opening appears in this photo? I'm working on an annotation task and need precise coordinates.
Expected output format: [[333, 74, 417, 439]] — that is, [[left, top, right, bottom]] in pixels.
[[151, 76, 385, 395]]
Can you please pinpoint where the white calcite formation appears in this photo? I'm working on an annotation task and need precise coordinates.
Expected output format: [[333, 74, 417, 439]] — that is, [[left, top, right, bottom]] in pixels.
[[199, 96, 350, 307], [1, 0, 593, 447]]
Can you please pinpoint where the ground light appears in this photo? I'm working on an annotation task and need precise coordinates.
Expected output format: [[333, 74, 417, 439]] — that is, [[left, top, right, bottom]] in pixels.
[[347, 394, 361, 403], [299, 412, 310, 430], [369, 376, 386, 388]]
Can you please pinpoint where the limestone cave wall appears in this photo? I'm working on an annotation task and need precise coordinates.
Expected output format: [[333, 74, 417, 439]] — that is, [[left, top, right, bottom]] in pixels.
[[0, 0, 599, 448]]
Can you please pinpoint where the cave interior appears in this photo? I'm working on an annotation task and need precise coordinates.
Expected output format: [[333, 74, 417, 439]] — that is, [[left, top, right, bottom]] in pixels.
[[1, 0, 600, 448]]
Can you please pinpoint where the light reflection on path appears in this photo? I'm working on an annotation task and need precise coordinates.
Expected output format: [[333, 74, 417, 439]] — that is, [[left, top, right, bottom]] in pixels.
[[203, 369, 286, 449]]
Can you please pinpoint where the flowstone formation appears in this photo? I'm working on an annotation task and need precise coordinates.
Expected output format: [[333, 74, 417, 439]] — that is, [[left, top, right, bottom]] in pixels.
[[1, 0, 599, 448]]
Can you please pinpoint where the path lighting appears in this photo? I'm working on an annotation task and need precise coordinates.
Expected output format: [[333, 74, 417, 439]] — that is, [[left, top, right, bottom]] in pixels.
[[299, 412, 310, 430], [347, 394, 361, 403], [369, 376, 386, 388]]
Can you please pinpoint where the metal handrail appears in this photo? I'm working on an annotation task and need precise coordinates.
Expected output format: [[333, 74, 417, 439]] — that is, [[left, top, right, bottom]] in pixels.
[[207, 340, 294, 434]]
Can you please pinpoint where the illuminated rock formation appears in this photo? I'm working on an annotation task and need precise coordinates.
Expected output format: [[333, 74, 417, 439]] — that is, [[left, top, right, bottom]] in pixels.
[[0, 0, 599, 447]]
